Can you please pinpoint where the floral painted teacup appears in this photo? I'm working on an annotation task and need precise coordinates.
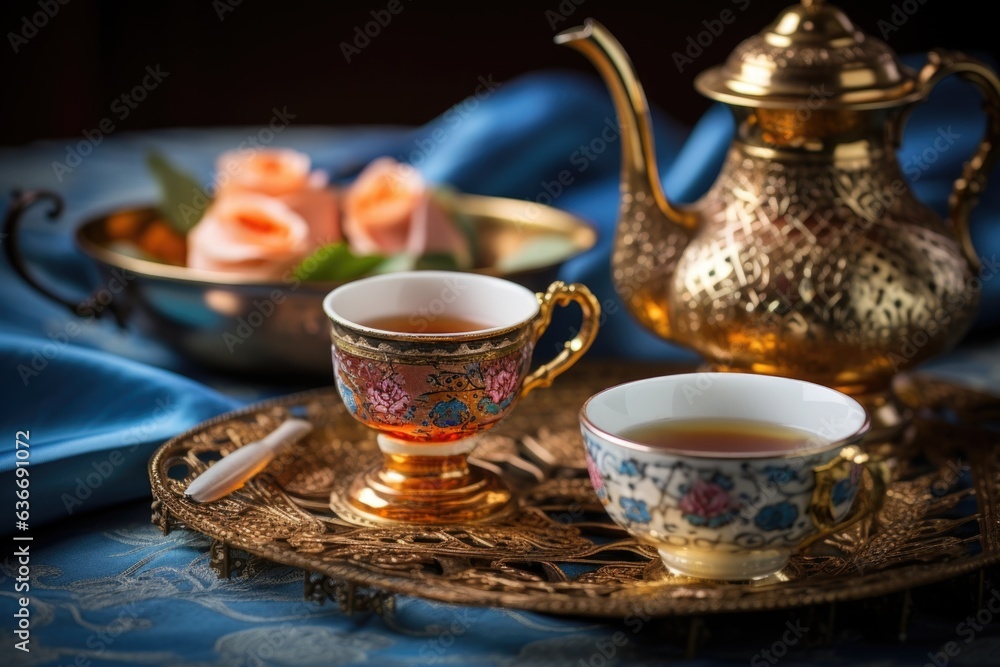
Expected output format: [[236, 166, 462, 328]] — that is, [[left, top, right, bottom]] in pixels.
[[324, 270, 600, 525], [580, 373, 870, 581]]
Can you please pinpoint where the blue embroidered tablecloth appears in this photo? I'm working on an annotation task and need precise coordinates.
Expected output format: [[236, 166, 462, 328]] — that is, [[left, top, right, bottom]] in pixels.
[[2, 67, 1000, 666]]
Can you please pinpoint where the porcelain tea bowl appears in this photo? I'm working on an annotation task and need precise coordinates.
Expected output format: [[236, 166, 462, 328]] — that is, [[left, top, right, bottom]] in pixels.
[[580, 373, 870, 581]]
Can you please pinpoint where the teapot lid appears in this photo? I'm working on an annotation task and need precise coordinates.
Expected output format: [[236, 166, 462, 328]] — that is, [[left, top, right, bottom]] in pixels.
[[695, 0, 920, 109]]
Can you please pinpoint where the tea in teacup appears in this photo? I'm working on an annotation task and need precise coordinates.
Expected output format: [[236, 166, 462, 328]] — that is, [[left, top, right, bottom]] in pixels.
[[618, 418, 820, 455], [359, 314, 492, 334]]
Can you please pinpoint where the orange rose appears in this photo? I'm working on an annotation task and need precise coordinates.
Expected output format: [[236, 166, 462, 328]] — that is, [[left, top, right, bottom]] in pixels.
[[279, 182, 339, 247], [216, 148, 310, 196], [343, 158, 471, 264], [187, 194, 310, 278], [215, 149, 339, 246]]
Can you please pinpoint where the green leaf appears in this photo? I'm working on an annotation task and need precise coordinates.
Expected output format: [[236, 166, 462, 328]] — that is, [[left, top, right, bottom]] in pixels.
[[414, 253, 462, 271], [496, 234, 579, 273], [370, 254, 418, 274], [147, 151, 211, 235], [292, 242, 386, 282], [370, 252, 463, 275]]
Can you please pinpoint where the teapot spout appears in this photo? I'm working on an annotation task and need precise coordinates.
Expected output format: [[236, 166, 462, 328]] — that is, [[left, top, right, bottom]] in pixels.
[[556, 19, 696, 338], [555, 20, 695, 232]]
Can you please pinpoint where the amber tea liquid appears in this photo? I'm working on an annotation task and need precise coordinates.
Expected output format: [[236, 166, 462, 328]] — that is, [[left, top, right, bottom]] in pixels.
[[619, 418, 821, 454], [360, 314, 491, 334]]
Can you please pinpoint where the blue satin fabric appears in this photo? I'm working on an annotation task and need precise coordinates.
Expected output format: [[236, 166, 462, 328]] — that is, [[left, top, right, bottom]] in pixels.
[[1, 66, 999, 665]]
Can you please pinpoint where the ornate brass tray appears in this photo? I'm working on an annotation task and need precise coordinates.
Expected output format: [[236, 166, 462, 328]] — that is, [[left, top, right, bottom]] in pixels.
[[148, 362, 1000, 617]]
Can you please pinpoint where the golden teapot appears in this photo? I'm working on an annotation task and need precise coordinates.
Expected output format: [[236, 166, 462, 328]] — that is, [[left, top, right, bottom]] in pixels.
[[557, 0, 1000, 430]]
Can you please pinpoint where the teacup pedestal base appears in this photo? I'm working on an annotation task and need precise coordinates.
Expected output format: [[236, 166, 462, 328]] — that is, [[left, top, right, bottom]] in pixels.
[[658, 548, 790, 581], [330, 434, 516, 526]]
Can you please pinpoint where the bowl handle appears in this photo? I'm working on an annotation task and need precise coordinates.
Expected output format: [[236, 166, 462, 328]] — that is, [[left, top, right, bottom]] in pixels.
[[3, 189, 127, 327]]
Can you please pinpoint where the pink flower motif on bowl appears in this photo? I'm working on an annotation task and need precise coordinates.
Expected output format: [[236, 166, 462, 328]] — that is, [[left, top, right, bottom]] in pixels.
[[366, 375, 410, 425], [679, 480, 738, 523], [586, 454, 607, 502], [482, 355, 519, 406]]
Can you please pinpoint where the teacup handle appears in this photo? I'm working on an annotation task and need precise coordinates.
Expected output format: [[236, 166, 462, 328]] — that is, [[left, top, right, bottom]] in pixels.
[[520, 281, 601, 397], [809, 446, 888, 533]]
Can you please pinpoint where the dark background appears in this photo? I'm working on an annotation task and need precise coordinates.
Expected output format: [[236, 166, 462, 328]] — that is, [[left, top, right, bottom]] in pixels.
[[1, 0, 996, 145]]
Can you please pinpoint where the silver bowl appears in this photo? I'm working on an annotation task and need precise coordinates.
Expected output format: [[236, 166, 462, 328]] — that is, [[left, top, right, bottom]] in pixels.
[[4, 190, 597, 378]]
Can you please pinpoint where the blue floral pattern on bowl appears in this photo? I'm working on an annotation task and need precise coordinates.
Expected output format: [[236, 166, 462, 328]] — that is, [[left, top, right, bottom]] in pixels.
[[429, 399, 471, 428], [580, 426, 865, 579], [754, 501, 799, 531], [620, 497, 651, 523], [577, 372, 870, 580]]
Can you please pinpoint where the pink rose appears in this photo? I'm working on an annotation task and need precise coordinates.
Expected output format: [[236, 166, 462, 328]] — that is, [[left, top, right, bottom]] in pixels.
[[343, 158, 471, 264], [186, 194, 310, 278], [678, 481, 734, 518], [215, 149, 340, 246]]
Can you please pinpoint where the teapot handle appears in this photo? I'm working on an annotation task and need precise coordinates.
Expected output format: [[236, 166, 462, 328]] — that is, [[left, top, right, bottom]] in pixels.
[[911, 50, 1000, 270]]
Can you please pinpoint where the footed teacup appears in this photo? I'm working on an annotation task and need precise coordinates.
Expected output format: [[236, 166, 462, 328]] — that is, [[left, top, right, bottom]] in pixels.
[[325, 270, 600, 525], [580, 373, 870, 580]]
